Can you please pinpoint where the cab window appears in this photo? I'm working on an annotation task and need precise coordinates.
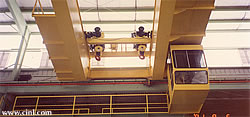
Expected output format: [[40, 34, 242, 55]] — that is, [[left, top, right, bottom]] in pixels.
[[173, 50, 206, 68], [175, 71, 208, 84]]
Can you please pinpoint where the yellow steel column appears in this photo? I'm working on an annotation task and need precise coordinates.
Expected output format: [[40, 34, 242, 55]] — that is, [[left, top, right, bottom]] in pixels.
[[110, 96, 112, 114], [0, 96, 3, 106], [12, 97, 18, 112], [146, 95, 149, 113], [35, 97, 39, 113], [0, 96, 4, 110], [34, 0, 89, 81], [52, 0, 89, 81], [72, 96, 76, 115], [151, 0, 176, 80]]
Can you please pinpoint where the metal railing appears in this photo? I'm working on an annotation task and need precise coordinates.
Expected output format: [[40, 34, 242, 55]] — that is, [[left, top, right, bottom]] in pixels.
[[0, 96, 3, 106], [32, 0, 44, 15], [12, 94, 169, 115], [32, 0, 55, 16]]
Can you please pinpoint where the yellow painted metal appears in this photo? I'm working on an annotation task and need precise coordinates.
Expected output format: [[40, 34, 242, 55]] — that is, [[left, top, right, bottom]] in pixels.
[[171, 0, 214, 45], [151, 0, 176, 80], [174, 6, 215, 14], [32, 0, 45, 15], [90, 51, 150, 57], [137, 45, 147, 56], [88, 67, 151, 79], [102, 107, 147, 114], [146, 95, 149, 112], [88, 38, 151, 44], [34, 97, 39, 113], [110, 96, 112, 114], [151, 0, 214, 80], [12, 97, 17, 112], [72, 96, 76, 114], [169, 34, 205, 43], [0, 96, 3, 107], [167, 45, 209, 114], [11, 94, 168, 116], [15, 103, 168, 108], [33, 0, 89, 81]]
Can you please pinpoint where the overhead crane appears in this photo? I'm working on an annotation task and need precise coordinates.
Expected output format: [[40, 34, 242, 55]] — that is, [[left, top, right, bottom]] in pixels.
[[32, 0, 214, 114]]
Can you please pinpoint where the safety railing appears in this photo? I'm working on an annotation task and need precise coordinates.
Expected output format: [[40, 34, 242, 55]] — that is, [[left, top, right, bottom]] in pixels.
[[32, 0, 44, 15], [12, 94, 169, 115], [0, 96, 3, 106], [32, 0, 55, 17]]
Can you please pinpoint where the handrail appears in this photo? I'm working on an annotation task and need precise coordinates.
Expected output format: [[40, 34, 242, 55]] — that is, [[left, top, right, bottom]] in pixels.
[[11, 94, 169, 115], [32, 0, 44, 16], [0, 96, 3, 106], [14, 102, 168, 107], [32, 0, 55, 17]]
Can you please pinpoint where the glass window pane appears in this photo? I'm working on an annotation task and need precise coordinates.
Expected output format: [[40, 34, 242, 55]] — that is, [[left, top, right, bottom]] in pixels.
[[175, 71, 208, 84], [173, 50, 188, 68], [187, 50, 206, 68]]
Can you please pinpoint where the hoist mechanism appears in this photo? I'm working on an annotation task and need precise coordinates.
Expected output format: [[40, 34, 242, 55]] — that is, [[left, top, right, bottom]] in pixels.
[[85, 27, 105, 61], [86, 26, 151, 61], [131, 26, 152, 60]]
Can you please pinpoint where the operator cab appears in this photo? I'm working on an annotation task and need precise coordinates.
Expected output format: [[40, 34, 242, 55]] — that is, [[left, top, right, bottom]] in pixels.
[[167, 45, 209, 114]]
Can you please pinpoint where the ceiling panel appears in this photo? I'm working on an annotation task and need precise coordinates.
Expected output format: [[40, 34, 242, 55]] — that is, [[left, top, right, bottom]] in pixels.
[[27, 35, 46, 49], [204, 50, 242, 67], [238, 23, 250, 29], [0, 35, 22, 49], [207, 23, 240, 30], [98, 0, 135, 8], [81, 11, 154, 21], [22, 12, 34, 21], [0, 25, 17, 32], [0, 13, 13, 22], [99, 12, 135, 21], [136, 11, 154, 20], [215, 0, 250, 6], [137, 0, 155, 7], [78, 0, 96, 8], [16, 0, 52, 8], [3, 0, 250, 10], [28, 25, 40, 32], [81, 12, 99, 21], [210, 11, 250, 19], [0, 0, 7, 8], [245, 12, 250, 19], [202, 32, 250, 48]]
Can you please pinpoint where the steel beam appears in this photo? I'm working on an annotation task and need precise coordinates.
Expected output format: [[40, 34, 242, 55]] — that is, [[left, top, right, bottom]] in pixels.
[[1, 6, 250, 13], [0, 83, 249, 94], [1, 19, 250, 25], [1, 29, 250, 36], [0, 83, 168, 94], [150, 0, 176, 80], [88, 67, 151, 79], [6, 0, 31, 81], [0, 7, 155, 13], [33, 0, 90, 81], [90, 51, 150, 57], [88, 38, 151, 44]]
